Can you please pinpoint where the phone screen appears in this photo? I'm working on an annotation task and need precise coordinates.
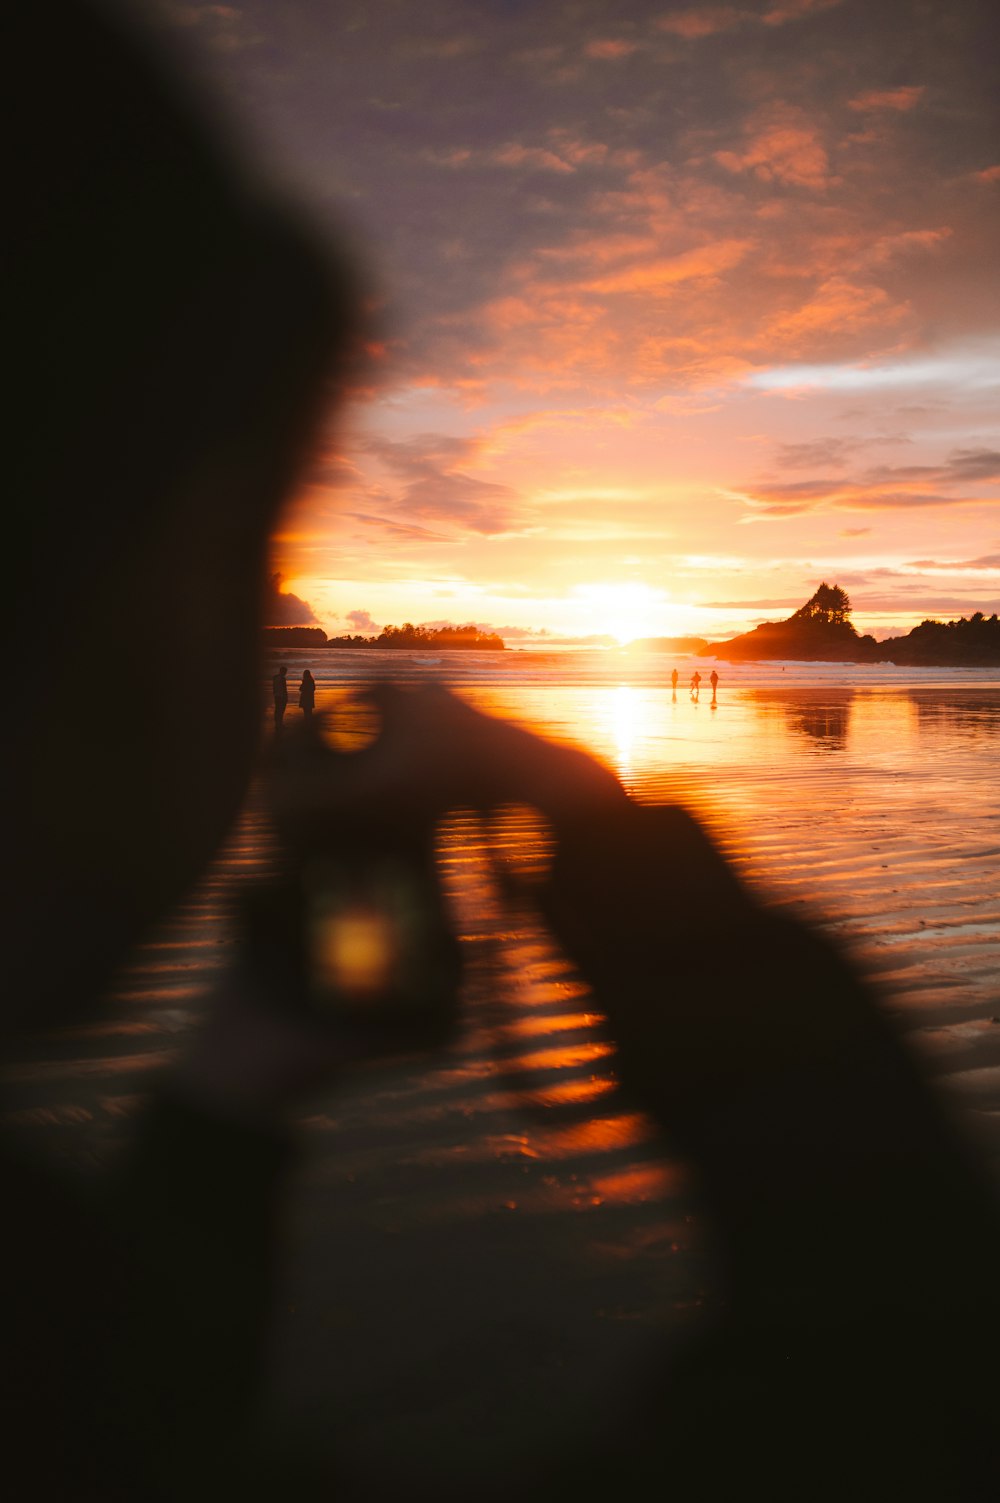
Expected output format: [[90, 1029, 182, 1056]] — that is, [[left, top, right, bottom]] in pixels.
[[301, 856, 461, 1035]]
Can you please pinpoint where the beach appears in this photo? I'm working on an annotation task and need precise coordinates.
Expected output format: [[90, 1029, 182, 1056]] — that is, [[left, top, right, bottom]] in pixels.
[[5, 650, 1000, 1490]]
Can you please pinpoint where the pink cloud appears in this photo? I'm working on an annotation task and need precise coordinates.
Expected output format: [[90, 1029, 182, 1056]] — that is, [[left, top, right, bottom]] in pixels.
[[657, 7, 742, 38], [714, 106, 836, 190], [536, 233, 659, 267], [761, 0, 843, 21], [345, 608, 380, 633], [848, 86, 925, 113], [583, 238, 754, 293], [864, 227, 952, 264], [545, 131, 613, 166], [763, 276, 906, 349], [491, 142, 574, 173], [657, 0, 842, 37], [584, 39, 639, 60]]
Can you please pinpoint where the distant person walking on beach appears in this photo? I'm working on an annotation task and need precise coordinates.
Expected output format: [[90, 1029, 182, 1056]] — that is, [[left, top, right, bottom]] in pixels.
[[272, 664, 288, 733], [710, 669, 719, 704], [671, 668, 678, 697], [690, 671, 701, 700], [298, 669, 316, 720]]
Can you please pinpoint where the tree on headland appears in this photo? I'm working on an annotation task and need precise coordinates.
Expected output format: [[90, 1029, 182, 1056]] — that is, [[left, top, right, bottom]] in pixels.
[[791, 583, 852, 627], [705, 583, 869, 662], [703, 586, 1000, 664]]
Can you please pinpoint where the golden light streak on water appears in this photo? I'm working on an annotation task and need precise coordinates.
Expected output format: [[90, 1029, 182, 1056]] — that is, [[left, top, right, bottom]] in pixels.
[[4, 665, 1000, 1494]]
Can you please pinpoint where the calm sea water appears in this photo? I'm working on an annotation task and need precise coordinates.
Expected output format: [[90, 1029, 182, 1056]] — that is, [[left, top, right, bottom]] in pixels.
[[7, 649, 1000, 1488]]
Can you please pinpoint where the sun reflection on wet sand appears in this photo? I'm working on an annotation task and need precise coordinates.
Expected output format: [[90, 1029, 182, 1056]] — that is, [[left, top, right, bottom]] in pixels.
[[5, 671, 1000, 1496]]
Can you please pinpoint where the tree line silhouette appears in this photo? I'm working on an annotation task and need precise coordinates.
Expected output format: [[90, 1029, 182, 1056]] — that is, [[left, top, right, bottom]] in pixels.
[[262, 588, 1000, 664], [264, 623, 505, 651], [707, 584, 1000, 666]]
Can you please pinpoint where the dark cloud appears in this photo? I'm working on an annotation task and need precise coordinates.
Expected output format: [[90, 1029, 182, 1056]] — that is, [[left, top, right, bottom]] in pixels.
[[740, 442, 1000, 516], [141, 0, 999, 630], [400, 472, 518, 534], [143, 0, 1000, 392], [946, 448, 1000, 481], [364, 432, 482, 479], [775, 437, 859, 468], [264, 572, 317, 625], [344, 511, 450, 541], [307, 441, 364, 489], [362, 431, 521, 534]]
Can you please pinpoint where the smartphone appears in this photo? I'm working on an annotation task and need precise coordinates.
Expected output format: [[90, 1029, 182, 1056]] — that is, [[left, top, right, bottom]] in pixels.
[[302, 853, 460, 1020], [241, 850, 462, 1051]]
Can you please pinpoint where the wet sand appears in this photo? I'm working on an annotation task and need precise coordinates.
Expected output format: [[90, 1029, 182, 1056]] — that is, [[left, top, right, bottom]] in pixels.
[[5, 677, 1000, 1491]]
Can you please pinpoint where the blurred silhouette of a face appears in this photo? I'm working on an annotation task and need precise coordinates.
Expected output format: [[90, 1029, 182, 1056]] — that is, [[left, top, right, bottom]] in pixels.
[[6, 1, 353, 1028]]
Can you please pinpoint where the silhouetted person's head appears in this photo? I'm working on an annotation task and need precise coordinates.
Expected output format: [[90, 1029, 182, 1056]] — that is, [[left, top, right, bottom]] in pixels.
[[6, 1, 360, 1029]]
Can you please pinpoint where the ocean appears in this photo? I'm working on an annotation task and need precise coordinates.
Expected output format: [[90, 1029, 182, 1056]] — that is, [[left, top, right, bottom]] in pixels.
[[6, 648, 1000, 1489]]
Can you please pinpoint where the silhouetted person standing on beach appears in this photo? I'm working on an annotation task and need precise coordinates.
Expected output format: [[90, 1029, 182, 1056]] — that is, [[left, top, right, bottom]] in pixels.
[[298, 668, 316, 720], [710, 669, 719, 704], [690, 670, 701, 700], [671, 668, 678, 697], [272, 664, 288, 732]]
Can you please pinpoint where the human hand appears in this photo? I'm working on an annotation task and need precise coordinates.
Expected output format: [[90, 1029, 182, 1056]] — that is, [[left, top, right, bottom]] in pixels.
[[170, 962, 370, 1125], [269, 681, 628, 850]]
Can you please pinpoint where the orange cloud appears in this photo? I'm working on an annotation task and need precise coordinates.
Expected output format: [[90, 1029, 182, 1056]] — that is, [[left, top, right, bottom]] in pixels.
[[714, 105, 836, 189], [761, 0, 843, 21], [584, 39, 639, 60], [763, 276, 906, 349], [848, 86, 925, 112], [583, 238, 754, 293], [535, 233, 659, 267], [491, 142, 574, 173], [657, 0, 842, 36], [657, 7, 743, 38], [864, 227, 952, 264]]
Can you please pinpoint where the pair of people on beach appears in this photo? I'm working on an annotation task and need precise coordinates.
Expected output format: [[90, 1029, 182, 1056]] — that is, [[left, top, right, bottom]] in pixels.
[[7, 4, 1000, 1500], [684, 669, 719, 701], [272, 665, 315, 730], [671, 668, 718, 698]]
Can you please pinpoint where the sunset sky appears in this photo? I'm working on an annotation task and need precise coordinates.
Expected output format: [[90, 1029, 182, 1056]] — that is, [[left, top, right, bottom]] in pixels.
[[149, 0, 999, 643]]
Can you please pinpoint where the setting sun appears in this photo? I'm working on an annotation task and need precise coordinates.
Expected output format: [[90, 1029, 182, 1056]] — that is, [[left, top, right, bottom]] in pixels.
[[573, 583, 686, 645]]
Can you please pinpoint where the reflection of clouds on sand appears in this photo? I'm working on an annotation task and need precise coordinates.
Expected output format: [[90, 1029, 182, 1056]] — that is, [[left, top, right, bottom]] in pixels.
[[750, 688, 857, 752], [788, 693, 853, 752], [848, 691, 919, 769], [912, 694, 1000, 741]]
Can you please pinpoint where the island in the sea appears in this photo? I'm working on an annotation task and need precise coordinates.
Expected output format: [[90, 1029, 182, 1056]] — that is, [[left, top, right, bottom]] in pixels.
[[697, 584, 1000, 666], [264, 623, 505, 651], [265, 589, 1000, 665]]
